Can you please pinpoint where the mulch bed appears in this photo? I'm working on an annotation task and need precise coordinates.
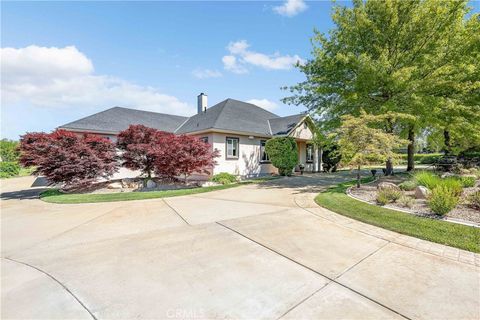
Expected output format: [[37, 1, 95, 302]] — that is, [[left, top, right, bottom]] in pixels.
[[349, 175, 480, 224]]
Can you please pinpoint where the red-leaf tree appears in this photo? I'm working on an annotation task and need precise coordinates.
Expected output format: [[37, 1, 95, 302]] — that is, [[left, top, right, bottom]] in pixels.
[[151, 130, 180, 181], [172, 135, 219, 182], [116, 125, 159, 178], [19, 130, 118, 190]]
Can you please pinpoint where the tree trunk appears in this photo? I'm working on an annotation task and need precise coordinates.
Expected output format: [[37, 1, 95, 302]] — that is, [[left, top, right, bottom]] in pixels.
[[357, 165, 361, 188], [385, 158, 393, 176], [443, 129, 451, 156], [407, 127, 415, 172], [385, 117, 394, 176]]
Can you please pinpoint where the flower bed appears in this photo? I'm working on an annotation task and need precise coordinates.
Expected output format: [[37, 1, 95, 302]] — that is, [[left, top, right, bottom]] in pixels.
[[349, 172, 480, 225]]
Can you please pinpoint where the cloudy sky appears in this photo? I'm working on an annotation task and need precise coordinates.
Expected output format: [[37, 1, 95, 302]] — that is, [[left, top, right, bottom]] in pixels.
[[1, 0, 338, 139]]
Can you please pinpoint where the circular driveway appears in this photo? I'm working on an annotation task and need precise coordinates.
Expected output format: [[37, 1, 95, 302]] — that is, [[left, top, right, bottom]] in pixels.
[[1, 174, 479, 319]]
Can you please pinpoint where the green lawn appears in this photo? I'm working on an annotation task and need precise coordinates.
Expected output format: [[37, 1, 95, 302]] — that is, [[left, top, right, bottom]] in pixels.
[[315, 178, 480, 253], [40, 176, 279, 204]]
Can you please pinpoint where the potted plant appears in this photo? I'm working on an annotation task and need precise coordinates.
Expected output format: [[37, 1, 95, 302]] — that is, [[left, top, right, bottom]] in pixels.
[[299, 163, 305, 175]]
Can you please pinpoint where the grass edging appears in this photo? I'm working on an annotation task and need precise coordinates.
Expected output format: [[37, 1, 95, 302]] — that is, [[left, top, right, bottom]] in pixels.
[[315, 178, 480, 253], [40, 176, 279, 204]]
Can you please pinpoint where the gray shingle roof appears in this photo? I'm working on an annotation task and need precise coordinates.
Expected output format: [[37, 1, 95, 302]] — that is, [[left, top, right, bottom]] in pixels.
[[59, 107, 188, 133], [268, 114, 306, 136], [58, 101, 306, 138], [175, 99, 280, 136]]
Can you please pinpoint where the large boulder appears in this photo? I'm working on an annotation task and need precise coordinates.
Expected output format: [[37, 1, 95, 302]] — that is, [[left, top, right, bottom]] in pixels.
[[415, 186, 430, 199], [107, 182, 123, 189], [146, 179, 157, 189], [377, 182, 401, 191]]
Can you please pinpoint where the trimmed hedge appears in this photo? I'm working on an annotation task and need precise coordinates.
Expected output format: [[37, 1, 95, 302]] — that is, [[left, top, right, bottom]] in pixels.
[[398, 153, 443, 164], [265, 137, 298, 176]]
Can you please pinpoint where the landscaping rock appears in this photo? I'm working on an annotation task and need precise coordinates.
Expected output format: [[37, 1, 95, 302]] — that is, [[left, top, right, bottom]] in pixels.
[[377, 182, 401, 191], [441, 172, 456, 178], [107, 182, 123, 189], [202, 181, 221, 187], [121, 178, 140, 189], [146, 179, 157, 189], [415, 186, 430, 199]]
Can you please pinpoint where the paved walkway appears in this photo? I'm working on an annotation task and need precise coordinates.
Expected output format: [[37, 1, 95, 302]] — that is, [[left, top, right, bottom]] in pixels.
[[1, 174, 479, 319]]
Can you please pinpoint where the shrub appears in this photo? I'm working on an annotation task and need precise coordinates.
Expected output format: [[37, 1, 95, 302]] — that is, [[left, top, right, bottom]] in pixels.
[[414, 171, 441, 189], [398, 195, 415, 208], [19, 130, 118, 190], [0, 161, 20, 178], [418, 154, 442, 164], [439, 178, 463, 197], [428, 186, 459, 215], [322, 144, 341, 172], [458, 176, 476, 188], [265, 137, 298, 176], [467, 191, 480, 210], [376, 190, 390, 206], [0, 140, 20, 162], [376, 188, 403, 205], [399, 180, 417, 191], [211, 172, 237, 184]]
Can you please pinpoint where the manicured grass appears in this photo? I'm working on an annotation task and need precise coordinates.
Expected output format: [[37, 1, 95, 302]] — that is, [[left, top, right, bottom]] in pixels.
[[40, 176, 279, 204], [315, 178, 480, 253]]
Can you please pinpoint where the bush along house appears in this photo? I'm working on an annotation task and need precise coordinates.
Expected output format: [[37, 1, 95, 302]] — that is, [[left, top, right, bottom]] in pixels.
[[58, 93, 323, 177]]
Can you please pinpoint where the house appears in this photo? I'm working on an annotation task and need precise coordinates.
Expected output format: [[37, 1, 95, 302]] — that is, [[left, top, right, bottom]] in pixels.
[[59, 93, 323, 177]]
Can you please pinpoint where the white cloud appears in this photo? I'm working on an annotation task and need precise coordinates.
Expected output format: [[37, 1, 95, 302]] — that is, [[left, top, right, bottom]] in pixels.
[[222, 55, 248, 74], [247, 99, 278, 112], [192, 68, 222, 79], [1, 45, 194, 115], [222, 40, 304, 74], [273, 0, 308, 17]]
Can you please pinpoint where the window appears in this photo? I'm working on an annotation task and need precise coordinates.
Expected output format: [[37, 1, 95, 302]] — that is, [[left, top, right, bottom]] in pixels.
[[260, 140, 270, 163], [226, 137, 239, 159], [199, 136, 208, 144], [306, 144, 314, 163]]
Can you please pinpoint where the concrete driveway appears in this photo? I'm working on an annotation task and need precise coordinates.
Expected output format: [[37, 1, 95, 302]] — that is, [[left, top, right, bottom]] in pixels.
[[1, 174, 479, 320]]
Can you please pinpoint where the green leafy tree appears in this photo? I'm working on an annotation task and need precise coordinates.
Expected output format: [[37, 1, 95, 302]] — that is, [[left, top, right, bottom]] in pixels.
[[265, 137, 298, 176], [284, 0, 480, 171], [337, 111, 408, 188], [0, 139, 20, 162]]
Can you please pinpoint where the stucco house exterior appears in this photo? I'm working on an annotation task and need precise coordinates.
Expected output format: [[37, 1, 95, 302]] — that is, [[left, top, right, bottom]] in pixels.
[[59, 93, 322, 177]]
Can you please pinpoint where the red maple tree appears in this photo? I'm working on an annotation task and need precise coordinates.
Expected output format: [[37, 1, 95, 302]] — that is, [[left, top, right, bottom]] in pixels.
[[19, 130, 118, 190], [170, 135, 219, 182], [118, 125, 219, 182], [116, 125, 160, 178]]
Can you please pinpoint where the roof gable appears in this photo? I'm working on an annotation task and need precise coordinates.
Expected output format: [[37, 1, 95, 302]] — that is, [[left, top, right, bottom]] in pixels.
[[268, 114, 306, 136], [175, 99, 279, 136]]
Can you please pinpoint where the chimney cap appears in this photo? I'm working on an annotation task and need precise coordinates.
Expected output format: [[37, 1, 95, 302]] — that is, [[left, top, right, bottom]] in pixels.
[[198, 92, 207, 96]]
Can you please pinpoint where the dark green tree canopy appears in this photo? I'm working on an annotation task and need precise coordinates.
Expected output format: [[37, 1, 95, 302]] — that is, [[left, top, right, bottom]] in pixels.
[[284, 0, 479, 151]]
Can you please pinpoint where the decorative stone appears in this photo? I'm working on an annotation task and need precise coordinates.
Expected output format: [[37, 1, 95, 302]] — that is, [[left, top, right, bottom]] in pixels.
[[107, 182, 123, 189], [377, 182, 401, 191], [415, 186, 430, 199], [201, 181, 221, 187], [441, 172, 456, 179], [146, 179, 157, 189], [121, 178, 139, 189]]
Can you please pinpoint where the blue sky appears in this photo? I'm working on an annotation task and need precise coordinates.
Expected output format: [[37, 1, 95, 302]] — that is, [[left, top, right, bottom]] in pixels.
[[1, 0, 341, 139]]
